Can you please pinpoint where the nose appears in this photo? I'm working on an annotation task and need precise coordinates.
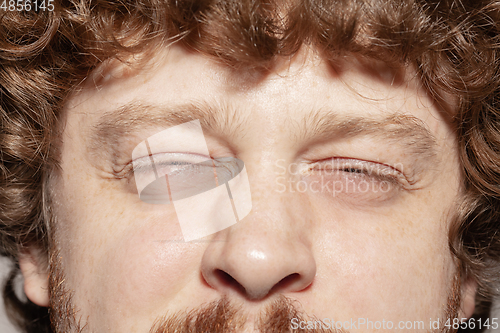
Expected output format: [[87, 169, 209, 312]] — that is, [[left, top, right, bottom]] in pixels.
[[200, 189, 316, 300]]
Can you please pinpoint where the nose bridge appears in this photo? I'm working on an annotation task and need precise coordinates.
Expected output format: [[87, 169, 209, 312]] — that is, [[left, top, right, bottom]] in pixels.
[[201, 161, 316, 300], [234, 155, 309, 241]]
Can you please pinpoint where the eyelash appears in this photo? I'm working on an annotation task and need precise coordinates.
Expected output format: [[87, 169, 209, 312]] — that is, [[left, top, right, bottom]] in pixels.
[[304, 158, 405, 184], [120, 153, 244, 185], [116, 155, 407, 190], [132, 153, 210, 172], [112, 154, 209, 179], [133, 159, 193, 175]]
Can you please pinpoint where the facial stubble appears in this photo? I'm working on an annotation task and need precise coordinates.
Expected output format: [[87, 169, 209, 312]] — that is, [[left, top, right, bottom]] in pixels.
[[47, 247, 463, 333]]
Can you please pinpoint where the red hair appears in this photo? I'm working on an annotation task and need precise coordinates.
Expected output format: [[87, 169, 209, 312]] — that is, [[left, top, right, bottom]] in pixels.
[[1, 0, 500, 331]]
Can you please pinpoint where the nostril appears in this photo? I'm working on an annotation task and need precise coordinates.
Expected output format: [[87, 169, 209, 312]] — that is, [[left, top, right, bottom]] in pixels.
[[214, 269, 233, 285], [202, 241, 316, 300], [214, 269, 246, 295], [211, 270, 310, 299], [270, 273, 302, 294]]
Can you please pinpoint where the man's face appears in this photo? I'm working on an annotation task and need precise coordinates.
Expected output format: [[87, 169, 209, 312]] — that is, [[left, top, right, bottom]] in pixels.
[[23, 45, 476, 332]]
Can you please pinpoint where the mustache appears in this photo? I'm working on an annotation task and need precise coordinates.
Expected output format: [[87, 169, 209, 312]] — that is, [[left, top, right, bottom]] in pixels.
[[149, 296, 346, 333], [149, 286, 462, 333]]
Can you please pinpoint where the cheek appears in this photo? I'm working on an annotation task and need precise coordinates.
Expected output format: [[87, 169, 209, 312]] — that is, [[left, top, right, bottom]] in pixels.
[[92, 216, 203, 323], [54, 183, 203, 327], [310, 202, 455, 321], [53, 146, 207, 325]]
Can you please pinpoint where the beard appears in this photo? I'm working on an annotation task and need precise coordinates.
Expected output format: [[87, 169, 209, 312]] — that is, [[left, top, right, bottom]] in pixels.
[[47, 249, 462, 333]]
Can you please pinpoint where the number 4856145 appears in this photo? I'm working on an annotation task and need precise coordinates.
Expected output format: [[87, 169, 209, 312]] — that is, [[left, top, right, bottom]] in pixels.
[[0, 0, 54, 11], [445, 318, 499, 330]]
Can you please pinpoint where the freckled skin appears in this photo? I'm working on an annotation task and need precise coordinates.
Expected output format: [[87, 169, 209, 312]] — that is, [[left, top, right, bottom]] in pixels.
[[26, 46, 475, 331]]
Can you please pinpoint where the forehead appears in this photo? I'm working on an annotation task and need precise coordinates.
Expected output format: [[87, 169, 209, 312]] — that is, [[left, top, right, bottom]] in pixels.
[[63, 44, 456, 165], [69, 44, 445, 121]]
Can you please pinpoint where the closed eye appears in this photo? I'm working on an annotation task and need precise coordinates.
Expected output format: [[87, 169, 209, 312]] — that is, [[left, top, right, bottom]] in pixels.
[[306, 158, 405, 184]]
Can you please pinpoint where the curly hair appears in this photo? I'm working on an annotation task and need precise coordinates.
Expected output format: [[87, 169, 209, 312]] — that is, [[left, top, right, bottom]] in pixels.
[[1, 0, 500, 332]]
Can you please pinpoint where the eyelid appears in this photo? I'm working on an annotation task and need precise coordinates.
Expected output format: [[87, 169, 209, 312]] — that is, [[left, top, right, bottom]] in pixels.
[[134, 152, 211, 164], [133, 152, 211, 170], [303, 158, 411, 186], [113, 152, 213, 179]]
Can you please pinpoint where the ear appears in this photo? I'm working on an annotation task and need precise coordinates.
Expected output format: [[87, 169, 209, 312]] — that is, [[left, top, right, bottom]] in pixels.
[[459, 278, 477, 319], [19, 248, 50, 307]]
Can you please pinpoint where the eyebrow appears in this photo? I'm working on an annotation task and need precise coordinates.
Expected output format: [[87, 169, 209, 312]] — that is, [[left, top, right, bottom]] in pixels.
[[295, 108, 439, 160], [87, 100, 439, 164], [89, 101, 240, 142], [87, 101, 244, 161]]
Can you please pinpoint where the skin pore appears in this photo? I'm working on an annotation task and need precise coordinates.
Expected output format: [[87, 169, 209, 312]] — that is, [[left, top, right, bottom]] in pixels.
[[20, 45, 476, 332]]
